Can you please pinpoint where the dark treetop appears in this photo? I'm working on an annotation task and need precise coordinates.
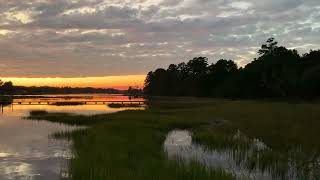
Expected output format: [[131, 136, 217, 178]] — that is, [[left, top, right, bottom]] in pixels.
[[144, 38, 320, 99]]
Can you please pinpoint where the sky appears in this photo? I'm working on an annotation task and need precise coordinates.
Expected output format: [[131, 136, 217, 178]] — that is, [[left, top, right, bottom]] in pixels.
[[0, 0, 319, 88]]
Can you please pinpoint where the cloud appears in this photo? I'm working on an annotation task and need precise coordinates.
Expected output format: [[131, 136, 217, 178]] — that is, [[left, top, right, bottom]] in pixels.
[[0, 0, 319, 77]]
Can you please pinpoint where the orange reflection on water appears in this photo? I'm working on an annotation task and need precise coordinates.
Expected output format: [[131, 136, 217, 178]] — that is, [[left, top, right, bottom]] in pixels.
[[3, 94, 145, 116], [12, 94, 144, 102], [0, 94, 145, 180]]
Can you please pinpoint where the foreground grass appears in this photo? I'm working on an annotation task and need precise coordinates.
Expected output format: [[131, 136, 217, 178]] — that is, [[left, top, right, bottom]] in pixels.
[[28, 98, 320, 180]]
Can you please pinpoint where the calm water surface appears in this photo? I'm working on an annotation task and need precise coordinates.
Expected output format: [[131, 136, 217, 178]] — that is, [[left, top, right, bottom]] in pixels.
[[0, 94, 144, 180], [164, 130, 320, 180]]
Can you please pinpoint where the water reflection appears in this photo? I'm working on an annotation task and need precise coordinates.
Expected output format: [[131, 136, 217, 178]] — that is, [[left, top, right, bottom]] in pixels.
[[0, 94, 144, 180], [1, 94, 144, 116], [164, 130, 320, 180], [0, 112, 78, 180], [0, 162, 34, 179], [0, 96, 13, 114]]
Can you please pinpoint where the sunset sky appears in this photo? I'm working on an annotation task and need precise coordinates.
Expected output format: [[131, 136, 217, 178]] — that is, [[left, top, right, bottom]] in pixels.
[[0, 0, 319, 88], [1, 75, 146, 89]]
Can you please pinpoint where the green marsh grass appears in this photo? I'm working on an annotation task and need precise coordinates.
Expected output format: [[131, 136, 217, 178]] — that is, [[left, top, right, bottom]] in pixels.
[[28, 98, 320, 179]]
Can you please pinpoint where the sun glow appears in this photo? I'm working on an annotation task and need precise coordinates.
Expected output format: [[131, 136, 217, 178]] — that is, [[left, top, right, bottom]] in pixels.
[[1, 75, 146, 90]]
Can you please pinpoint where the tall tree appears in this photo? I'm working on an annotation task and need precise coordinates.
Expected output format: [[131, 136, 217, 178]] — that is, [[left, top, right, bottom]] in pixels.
[[300, 50, 320, 97], [207, 59, 238, 96], [0, 81, 14, 94], [258, 37, 278, 56], [186, 57, 208, 75]]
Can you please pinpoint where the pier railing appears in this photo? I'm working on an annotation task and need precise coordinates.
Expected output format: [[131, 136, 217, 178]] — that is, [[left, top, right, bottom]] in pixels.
[[0, 100, 145, 105]]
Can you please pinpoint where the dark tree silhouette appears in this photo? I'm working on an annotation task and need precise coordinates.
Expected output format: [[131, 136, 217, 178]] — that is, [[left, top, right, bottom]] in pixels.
[[187, 57, 208, 75], [144, 38, 320, 99], [206, 59, 238, 96], [144, 69, 169, 96], [258, 37, 278, 56], [242, 45, 300, 97], [127, 86, 143, 97], [300, 50, 320, 98], [0, 81, 13, 94], [0, 82, 124, 95]]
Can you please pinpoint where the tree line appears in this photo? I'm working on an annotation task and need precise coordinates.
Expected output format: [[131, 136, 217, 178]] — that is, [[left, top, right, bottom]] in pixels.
[[0, 81, 124, 95], [144, 38, 320, 99]]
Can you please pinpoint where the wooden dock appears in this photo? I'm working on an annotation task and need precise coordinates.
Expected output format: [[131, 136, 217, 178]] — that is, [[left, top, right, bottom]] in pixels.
[[0, 100, 145, 105]]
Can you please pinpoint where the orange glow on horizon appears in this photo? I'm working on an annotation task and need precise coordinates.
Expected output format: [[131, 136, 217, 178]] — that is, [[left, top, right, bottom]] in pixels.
[[1, 75, 146, 90]]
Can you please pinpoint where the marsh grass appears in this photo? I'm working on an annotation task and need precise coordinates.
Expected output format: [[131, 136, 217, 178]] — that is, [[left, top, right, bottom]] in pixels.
[[28, 98, 320, 179], [108, 103, 143, 108], [29, 110, 48, 116]]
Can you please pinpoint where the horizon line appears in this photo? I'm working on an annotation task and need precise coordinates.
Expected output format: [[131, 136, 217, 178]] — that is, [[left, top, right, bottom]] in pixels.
[[1, 75, 146, 90]]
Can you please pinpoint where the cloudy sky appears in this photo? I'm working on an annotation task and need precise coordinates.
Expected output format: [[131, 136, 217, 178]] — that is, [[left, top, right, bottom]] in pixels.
[[0, 0, 320, 86]]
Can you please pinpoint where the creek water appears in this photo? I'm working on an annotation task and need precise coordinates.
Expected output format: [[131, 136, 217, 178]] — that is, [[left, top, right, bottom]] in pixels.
[[164, 130, 320, 180], [0, 94, 144, 180]]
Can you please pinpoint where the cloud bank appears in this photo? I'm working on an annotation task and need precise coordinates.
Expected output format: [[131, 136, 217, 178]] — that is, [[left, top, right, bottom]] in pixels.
[[0, 0, 319, 77]]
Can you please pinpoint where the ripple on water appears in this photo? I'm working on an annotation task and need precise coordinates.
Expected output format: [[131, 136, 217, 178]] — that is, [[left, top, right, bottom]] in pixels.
[[164, 130, 283, 180]]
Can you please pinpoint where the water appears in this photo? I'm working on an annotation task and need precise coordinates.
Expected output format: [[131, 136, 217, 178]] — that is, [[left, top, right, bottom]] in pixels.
[[0, 94, 144, 180], [164, 130, 320, 180]]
